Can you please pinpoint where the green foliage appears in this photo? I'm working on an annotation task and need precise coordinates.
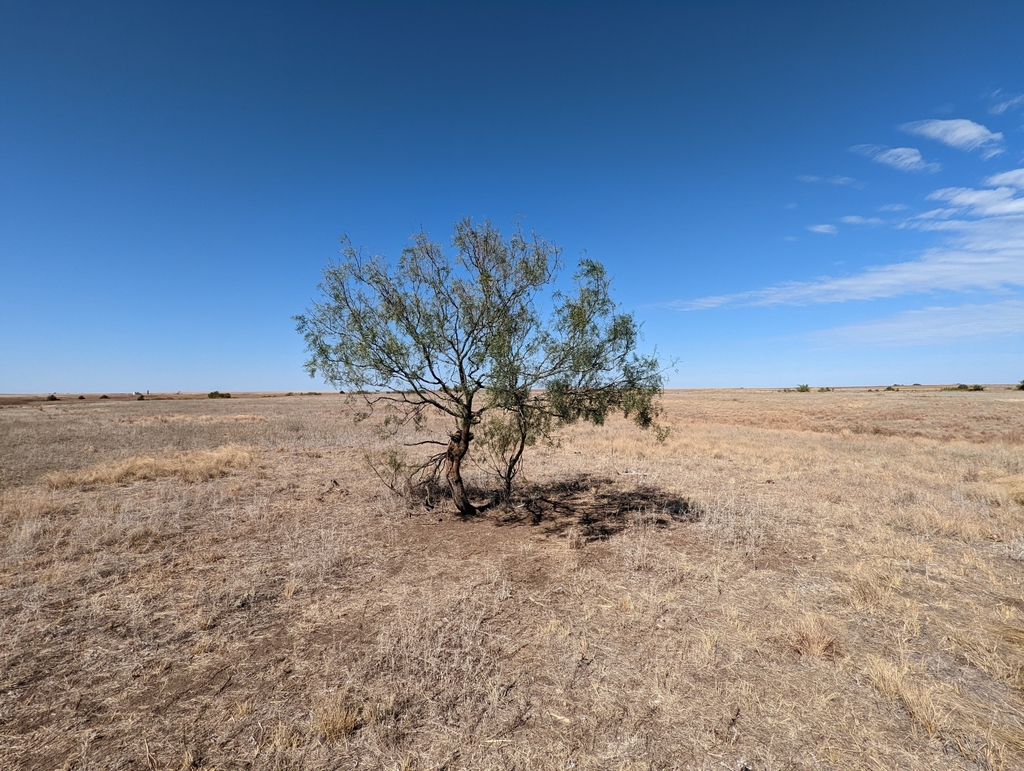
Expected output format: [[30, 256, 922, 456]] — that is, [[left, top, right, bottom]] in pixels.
[[1016, 380, 1024, 391], [295, 218, 666, 511], [885, 385, 898, 391], [817, 387, 832, 392], [208, 391, 232, 399], [795, 384, 810, 392], [942, 383, 984, 391]]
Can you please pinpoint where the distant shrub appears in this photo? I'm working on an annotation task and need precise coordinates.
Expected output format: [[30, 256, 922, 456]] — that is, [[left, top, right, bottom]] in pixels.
[[942, 383, 984, 392], [796, 384, 810, 392], [78, 395, 85, 400], [885, 386, 898, 391], [45, 394, 59, 401], [137, 395, 145, 401], [1016, 380, 1024, 391], [970, 384, 984, 391], [208, 391, 232, 399], [301, 391, 322, 396], [817, 387, 832, 393], [99, 394, 109, 399]]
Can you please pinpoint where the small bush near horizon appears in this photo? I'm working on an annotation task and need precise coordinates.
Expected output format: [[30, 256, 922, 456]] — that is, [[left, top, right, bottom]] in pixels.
[[943, 384, 984, 392], [208, 391, 232, 399], [796, 384, 810, 392], [99, 395, 109, 399], [45, 394, 58, 401], [1016, 380, 1024, 391], [885, 386, 898, 391], [137, 395, 145, 401], [817, 387, 832, 392]]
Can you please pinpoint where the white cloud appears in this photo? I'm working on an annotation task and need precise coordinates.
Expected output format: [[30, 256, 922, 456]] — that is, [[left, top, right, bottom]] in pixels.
[[989, 91, 1024, 115], [807, 224, 837, 235], [879, 203, 908, 212], [985, 168, 1024, 189], [926, 186, 1024, 217], [814, 300, 1024, 346], [851, 144, 940, 173], [677, 179, 1024, 310], [841, 215, 884, 225], [901, 119, 1004, 159], [797, 174, 859, 186]]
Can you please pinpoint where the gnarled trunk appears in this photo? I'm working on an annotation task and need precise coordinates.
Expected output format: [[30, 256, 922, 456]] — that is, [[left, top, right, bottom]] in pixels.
[[445, 425, 476, 516]]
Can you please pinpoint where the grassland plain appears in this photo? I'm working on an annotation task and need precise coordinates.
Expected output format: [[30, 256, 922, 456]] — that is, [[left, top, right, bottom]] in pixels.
[[1, 389, 1023, 770]]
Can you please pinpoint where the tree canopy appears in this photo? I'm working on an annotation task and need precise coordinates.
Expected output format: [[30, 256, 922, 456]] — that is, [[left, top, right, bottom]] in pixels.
[[295, 218, 666, 515]]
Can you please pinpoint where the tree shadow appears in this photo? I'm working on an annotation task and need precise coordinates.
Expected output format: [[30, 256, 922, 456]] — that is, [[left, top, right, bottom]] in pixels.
[[482, 473, 703, 542]]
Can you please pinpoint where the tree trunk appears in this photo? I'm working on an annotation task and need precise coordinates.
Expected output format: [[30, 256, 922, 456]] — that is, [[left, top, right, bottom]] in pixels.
[[446, 425, 476, 516]]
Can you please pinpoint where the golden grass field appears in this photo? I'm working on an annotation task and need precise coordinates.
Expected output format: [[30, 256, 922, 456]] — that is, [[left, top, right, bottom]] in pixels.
[[2, 388, 1023, 770]]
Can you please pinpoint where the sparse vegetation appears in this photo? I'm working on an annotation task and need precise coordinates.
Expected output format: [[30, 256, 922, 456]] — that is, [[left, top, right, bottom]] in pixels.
[[1016, 380, 1024, 391], [3, 389, 1024, 769], [208, 390, 232, 399], [99, 394, 109, 399], [817, 386, 832, 392], [795, 383, 810, 392], [45, 394, 58, 401], [943, 383, 985, 391]]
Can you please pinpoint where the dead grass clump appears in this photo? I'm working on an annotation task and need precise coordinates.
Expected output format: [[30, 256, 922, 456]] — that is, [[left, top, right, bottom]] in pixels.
[[44, 444, 253, 489], [312, 693, 362, 743], [866, 656, 945, 735], [791, 614, 840, 659], [946, 625, 1024, 692]]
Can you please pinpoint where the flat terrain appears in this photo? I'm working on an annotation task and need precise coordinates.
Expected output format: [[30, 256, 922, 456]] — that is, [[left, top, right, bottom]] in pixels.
[[1, 389, 1023, 770]]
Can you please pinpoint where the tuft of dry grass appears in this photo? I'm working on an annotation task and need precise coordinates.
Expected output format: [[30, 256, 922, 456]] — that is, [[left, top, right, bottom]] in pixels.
[[791, 614, 841, 658], [312, 694, 362, 743]]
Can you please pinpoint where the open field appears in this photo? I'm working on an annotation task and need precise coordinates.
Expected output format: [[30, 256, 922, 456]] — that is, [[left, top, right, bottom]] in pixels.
[[2, 389, 1023, 770]]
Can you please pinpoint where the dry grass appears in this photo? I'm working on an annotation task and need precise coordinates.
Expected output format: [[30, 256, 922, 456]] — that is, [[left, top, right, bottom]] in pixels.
[[1, 388, 1024, 769], [44, 444, 252, 489]]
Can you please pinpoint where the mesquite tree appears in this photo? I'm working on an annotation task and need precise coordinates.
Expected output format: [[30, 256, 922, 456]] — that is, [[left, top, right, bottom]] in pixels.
[[295, 218, 665, 515]]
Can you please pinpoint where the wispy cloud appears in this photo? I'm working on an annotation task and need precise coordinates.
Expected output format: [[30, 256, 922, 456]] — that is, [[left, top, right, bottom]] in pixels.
[[807, 224, 837, 235], [797, 174, 859, 186], [985, 168, 1024, 189], [879, 203, 908, 212], [841, 215, 884, 225], [925, 186, 1024, 217], [676, 179, 1024, 310], [813, 299, 1024, 346], [851, 144, 940, 173], [989, 91, 1024, 116], [901, 118, 1004, 159]]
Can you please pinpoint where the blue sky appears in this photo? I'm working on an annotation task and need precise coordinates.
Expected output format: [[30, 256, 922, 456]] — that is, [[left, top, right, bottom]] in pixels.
[[2, 1, 1023, 392]]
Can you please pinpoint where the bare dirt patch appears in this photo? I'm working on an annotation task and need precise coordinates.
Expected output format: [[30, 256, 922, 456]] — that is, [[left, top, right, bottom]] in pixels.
[[1, 390, 1023, 769]]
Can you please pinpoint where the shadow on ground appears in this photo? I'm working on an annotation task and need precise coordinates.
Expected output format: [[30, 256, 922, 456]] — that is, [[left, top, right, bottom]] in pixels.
[[483, 474, 703, 541]]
